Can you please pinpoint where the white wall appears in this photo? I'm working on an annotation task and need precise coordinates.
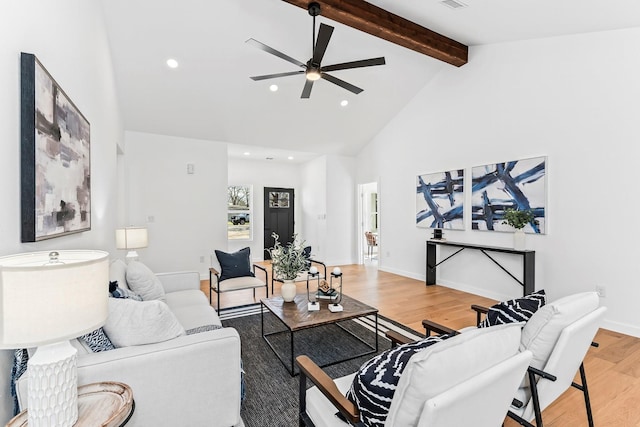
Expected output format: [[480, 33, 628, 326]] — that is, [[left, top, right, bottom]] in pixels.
[[356, 27, 640, 336], [123, 131, 227, 277], [300, 155, 357, 266], [301, 156, 328, 261], [325, 155, 357, 265], [0, 1, 122, 423], [227, 157, 302, 260], [0, 1, 122, 259]]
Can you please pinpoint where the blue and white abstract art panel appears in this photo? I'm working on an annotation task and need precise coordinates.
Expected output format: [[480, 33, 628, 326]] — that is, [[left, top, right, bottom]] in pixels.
[[416, 169, 464, 230], [471, 156, 546, 234]]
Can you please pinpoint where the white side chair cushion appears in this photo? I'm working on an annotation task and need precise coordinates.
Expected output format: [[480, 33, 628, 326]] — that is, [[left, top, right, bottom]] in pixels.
[[216, 276, 265, 292], [520, 291, 599, 369], [386, 323, 522, 426], [126, 260, 166, 301], [306, 374, 356, 427], [110, 259, 129, 290]]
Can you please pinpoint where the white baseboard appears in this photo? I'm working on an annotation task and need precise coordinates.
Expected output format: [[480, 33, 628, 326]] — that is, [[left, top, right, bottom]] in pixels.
[[377, 265, 423, 282], [435, 278, 514, 302], [600, 318, 640, 338]]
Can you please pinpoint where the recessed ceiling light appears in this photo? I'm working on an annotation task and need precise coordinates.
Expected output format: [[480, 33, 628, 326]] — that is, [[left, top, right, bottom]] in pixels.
[[166, 58, 179, 68], [287, 156, 294, 160], [340, 100, 349, 107], [269, 84, 278, 92], [440, 0, 468, 9], [243, 152, 251, 156]]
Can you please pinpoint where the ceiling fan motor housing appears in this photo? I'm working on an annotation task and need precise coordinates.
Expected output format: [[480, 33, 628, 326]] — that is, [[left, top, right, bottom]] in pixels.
[[308, 2, 321, 16]]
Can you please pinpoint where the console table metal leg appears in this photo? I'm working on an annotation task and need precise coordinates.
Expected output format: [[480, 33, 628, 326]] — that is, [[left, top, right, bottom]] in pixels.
[[523, 252, 535, 295], [426, 242, 436, 285]]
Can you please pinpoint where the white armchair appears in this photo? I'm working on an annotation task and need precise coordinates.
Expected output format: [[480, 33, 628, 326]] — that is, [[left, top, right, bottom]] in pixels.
[[428, 291, 606, 427], [297, 323, 531, 427]]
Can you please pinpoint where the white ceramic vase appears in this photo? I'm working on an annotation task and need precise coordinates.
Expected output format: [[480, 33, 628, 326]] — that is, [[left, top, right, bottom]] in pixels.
[[281, 279, 297, 302], [513, 229, 526, 250]]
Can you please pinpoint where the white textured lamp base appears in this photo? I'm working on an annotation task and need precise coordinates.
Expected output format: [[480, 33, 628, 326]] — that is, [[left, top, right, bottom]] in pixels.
[[329, 304, 343, 313], [307, 302, 320, 311], [27, 341, 78, 427], [125, 251, 139, 262]]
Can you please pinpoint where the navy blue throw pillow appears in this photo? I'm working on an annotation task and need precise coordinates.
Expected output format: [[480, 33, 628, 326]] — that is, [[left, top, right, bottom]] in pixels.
[[215, 247, 254, 281], [479, 289, 546, 328], [110, 285, 143, 301], [346, 333, 454, 427], [302, 246, 312, 269]]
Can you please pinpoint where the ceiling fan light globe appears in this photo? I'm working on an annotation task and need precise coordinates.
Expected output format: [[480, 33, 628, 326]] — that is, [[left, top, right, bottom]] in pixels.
[[306, 70, 321, 81]]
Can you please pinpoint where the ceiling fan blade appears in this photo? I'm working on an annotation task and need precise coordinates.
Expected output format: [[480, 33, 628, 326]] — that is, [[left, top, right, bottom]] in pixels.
[[312, 23, 334, 65], [321, 57, 386, 72], [301, 79, 314, 98], [250, 70, 304, 81], [246, 38, 306, 68], [321, 73, 363, 95]]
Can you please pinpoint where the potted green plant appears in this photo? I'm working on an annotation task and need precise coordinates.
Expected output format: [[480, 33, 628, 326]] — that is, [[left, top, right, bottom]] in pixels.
[[268, 233, 308, 302], [502, 208, 538, 250], [502, 208, 537, 230]]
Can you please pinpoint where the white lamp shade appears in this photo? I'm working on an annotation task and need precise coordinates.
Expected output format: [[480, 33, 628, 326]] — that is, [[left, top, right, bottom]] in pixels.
[[0, 250, 109, 349], [116, 227, 148, 250]]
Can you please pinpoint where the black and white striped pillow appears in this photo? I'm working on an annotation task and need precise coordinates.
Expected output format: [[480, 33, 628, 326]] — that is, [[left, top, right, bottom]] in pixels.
[[479, 289, 546, 328], [346, 334, 454, 427], [79, 328, 116, 352]]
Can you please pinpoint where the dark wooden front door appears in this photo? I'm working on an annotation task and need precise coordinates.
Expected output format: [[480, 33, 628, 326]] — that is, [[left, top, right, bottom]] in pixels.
[[264, 187, 295, 259]]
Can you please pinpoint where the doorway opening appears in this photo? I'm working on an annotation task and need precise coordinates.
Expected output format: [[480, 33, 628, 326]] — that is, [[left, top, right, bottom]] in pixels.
[[358, 182, 379, 266]]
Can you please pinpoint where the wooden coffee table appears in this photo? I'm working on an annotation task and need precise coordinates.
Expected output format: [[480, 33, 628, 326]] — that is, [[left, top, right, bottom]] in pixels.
[[261, 294, 378, 376]]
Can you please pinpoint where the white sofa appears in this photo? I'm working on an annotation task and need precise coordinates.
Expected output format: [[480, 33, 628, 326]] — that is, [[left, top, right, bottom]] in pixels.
[[9, 260, 243, 427]]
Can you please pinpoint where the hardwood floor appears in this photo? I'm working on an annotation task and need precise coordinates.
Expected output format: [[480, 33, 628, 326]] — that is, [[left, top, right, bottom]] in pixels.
[[201, 263, 639, 426]]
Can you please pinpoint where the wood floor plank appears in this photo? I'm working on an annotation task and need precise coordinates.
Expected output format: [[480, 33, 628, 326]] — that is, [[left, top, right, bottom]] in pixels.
[[200, 262, 636, 426]]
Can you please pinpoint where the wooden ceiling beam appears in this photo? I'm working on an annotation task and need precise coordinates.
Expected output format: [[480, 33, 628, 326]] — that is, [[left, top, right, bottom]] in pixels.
[[282, 0, 468, 67]]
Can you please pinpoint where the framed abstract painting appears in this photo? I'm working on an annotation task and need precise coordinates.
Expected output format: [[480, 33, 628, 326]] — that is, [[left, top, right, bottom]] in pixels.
[[21, 53, 91, 242], [416, 169, 464, 230], [471, 156, 546, 234]]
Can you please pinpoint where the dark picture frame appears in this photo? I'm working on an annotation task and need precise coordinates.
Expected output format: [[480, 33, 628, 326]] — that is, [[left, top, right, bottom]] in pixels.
[[21, 53, 91, 242]]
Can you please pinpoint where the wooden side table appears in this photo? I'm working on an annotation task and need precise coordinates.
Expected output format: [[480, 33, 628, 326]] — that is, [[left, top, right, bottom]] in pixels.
[[6, 382, 134, 427]]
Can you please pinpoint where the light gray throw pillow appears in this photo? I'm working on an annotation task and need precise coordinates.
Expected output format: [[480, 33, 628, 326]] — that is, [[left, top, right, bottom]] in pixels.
[[104, 298, 185, 347], [125, 260, 166, 301]]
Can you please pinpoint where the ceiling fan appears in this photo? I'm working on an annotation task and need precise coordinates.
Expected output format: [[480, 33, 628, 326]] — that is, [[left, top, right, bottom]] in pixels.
[[246, 2, 385, 99]]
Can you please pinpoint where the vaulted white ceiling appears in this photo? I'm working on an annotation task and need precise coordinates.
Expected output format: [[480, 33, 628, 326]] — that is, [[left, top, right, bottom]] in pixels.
[[100, 0, 640, 159]]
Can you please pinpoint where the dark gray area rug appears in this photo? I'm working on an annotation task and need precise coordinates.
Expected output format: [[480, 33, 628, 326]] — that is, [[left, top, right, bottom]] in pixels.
[[222, 309, 422, 427]]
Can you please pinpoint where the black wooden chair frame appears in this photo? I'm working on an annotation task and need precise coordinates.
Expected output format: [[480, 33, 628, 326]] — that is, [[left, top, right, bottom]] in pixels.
[[270, 259, 327, 294], [209, 264, 268, 312]]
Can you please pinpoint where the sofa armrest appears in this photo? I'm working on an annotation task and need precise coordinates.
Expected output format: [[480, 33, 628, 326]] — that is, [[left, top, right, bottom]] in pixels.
[[17, 328, 242, 427], [156, 271, 201, 293]]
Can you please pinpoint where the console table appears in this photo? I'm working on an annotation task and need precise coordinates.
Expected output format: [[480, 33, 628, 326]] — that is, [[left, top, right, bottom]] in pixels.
[[426, 240, 535, 296]]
